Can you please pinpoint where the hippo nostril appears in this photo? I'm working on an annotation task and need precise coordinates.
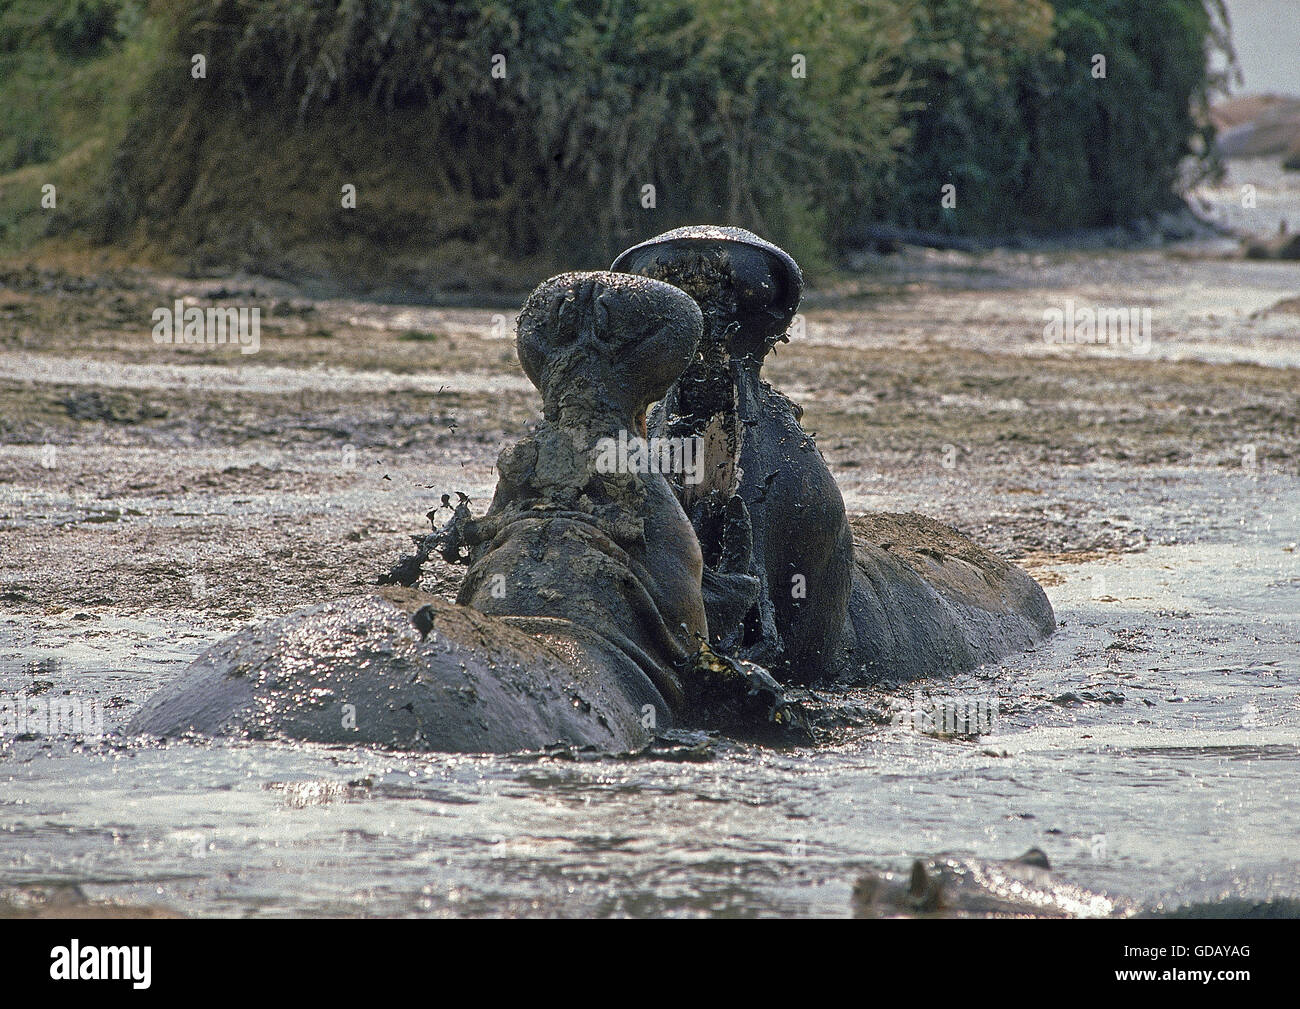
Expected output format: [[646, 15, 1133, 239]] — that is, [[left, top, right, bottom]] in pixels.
[[552, 292, 582, 346], [550, 280, 614, 346], [593, 293, 611, 341], [516, 270, 702, 399]]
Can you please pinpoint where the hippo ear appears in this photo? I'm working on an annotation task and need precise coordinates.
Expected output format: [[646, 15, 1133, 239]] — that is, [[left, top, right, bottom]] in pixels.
[[908, 860, 930, 898], [1014, 848, 1051, 870]]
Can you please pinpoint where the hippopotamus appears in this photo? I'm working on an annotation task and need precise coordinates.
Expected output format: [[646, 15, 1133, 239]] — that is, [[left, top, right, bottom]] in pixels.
[[611, 225, 1055, 684], [1243, 221, 1300, 260], [129, 272, 804, 753], [852, 850, 1300, 918], [852, 849, 1134, 918]]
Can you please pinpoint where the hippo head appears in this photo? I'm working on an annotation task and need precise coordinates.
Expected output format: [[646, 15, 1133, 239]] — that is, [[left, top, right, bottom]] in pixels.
[[517, 271, 703, 433], [609, 225, 802, 364]]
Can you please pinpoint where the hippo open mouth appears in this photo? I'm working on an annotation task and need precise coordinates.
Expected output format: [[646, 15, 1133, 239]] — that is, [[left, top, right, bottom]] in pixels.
[[611, 227, 806, 666], [611, 227, 803, 513], [614, 226, 1055, 685], [129, 271, 809, 752]]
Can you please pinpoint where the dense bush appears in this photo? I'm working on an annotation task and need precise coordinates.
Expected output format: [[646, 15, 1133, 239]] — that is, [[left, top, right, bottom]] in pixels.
[[885, 0, 1232, 234], [0, 0, 139, 173], [97, 0, 908, 269], [51, 0, 124, 59], [71, 0, 1233, 285]]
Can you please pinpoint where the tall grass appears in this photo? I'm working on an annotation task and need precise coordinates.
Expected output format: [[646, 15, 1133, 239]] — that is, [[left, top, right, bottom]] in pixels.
[[95, 0, 907, 268], [0, 0, 167, 246], [2, 0, 1234, 283]]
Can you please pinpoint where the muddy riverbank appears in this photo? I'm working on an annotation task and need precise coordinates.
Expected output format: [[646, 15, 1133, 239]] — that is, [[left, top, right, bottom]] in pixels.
[[1, 237, 1296, 620], [2, 184, 1298, 914]]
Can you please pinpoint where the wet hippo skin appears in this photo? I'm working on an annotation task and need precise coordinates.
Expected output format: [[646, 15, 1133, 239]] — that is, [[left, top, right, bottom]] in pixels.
[[842, 513, 1056, 682], [612, 226, 1054, 684], [612, 227, 850, 680], [851, 849, 1132, 918], [127, 588, 664, 752], [130, 273, 732, 752]]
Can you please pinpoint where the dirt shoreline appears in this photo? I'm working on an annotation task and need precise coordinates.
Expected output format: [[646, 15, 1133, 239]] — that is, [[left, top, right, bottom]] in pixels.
[[0, 231, 1296, 919], [1, 239, 1297, 635]]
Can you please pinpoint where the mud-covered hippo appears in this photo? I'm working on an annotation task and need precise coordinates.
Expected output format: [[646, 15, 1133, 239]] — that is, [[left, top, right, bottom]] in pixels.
[[1243, 222, 1300, 260], [852, 850, 1300, 918], [852, 849, 1131, 918], [611, 225, 1055, 684], [130, 272, 803, 752]]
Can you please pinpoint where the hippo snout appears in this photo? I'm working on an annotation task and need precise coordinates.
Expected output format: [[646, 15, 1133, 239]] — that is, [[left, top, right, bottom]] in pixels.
[[517, 271, 703, 421]]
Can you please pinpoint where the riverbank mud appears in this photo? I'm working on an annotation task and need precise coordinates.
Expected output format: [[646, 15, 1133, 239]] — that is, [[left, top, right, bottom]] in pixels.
[[2, 169, 1297, 913]]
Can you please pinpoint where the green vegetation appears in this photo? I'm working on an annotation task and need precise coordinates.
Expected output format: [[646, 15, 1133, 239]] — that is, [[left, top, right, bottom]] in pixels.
[[0, 0, 1234, 291], [887, 0, 1232, 234], [0, 0, 166, 246]]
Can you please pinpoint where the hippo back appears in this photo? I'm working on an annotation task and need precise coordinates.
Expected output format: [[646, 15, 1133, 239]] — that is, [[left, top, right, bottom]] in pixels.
[[128, 591, 656, 753]]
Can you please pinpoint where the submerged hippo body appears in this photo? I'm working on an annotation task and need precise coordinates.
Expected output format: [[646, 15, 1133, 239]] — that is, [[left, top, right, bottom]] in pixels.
[[852, 849, 1135, 919], [852, 850, 1300, 918], [1243, 224, 1300, 260], [131, 273, 793, 753], [128, 589, 665, 752], [612, 226, 1054, 684], [842, 513, 1055, 681]]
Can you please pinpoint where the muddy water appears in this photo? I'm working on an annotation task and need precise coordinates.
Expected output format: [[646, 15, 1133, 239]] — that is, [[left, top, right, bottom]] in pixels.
[[3, 463, 1296, 917], [1, 170, 1298, 916]]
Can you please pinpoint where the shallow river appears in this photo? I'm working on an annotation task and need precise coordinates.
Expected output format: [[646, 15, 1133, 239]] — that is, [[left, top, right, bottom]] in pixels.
[[2, 467, 1296, 917], [2, 159, 1297, 915]]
